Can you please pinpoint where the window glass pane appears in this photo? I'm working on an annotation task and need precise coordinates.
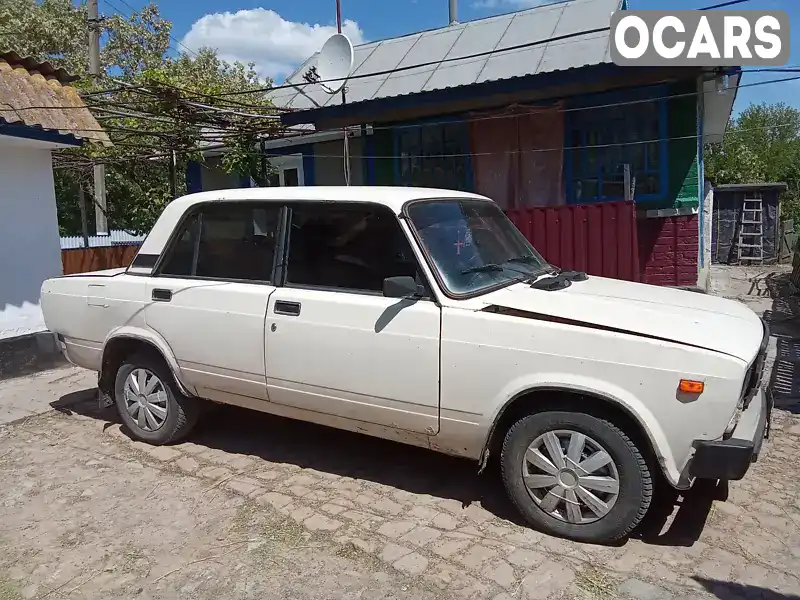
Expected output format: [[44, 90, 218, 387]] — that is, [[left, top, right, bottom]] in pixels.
[[160, 215, 199, 277], [194, 204, 280, 281], [286, 203, 418, 293], [396, 122, 469, 190], [407, 199, 549, 296], [568, 96, 664, 202]]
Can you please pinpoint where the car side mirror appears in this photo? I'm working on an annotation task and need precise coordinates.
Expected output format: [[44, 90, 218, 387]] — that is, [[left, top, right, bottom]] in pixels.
[[383, 276, 424, 299]]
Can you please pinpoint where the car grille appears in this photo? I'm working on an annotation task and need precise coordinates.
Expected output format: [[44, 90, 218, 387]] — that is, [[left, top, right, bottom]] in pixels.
[[740, 318, 770, 410]]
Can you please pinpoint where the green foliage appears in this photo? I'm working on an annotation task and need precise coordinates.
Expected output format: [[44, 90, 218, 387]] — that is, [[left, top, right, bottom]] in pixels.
[[705, 102, 800, 223], [2, 0, 277, 234]]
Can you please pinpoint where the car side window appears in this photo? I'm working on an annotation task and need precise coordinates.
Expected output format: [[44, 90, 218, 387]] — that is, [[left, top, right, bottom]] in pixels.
[[159, 203, 281, 282], [286, 203, 420, 293]]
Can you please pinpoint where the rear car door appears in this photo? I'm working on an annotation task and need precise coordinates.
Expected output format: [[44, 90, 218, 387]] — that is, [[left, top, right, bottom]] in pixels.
[[144, 201, 281, 403], [265, 201, 442, 435]]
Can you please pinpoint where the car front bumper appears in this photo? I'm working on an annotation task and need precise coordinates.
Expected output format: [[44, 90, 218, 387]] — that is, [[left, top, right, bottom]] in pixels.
[[688, 385, 772, 481]]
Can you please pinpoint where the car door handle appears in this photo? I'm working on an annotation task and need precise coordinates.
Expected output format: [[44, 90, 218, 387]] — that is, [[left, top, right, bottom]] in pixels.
[[274, 300, 301, 316], [152, 288, 172, 302]]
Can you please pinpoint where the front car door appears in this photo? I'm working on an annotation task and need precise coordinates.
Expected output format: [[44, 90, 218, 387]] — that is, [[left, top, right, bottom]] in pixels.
[[265, 201, 442, 435], [144, 201, 282, 403]]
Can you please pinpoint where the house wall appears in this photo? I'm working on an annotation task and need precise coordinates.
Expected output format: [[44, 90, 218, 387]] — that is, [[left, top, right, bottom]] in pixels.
[[374, 82, 700, 213], [666, 81, 700, 210], [192, 137, 367, 191], [0, 141, 63, 339], [200, 156, 242, 191], [638, 214, 699, 287], [314, 138, 365, 186]]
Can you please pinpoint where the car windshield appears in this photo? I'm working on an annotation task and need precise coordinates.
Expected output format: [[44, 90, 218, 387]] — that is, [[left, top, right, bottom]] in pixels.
[[406, 198, 551, 296]]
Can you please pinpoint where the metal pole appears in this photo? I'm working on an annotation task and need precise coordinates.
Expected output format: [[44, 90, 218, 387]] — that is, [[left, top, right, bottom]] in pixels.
[[260, 139, 267, 186], [336, 0, 351, 186], [78, 185, 90, 248], [449, 0, 458, 24], [169, 149, 177, 199], [88, 0, 108, 234]]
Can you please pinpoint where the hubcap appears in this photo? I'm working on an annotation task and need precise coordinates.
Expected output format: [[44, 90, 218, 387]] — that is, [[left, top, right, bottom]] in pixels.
[[124, 368, 168, 432], [522, 430, 620, 524]]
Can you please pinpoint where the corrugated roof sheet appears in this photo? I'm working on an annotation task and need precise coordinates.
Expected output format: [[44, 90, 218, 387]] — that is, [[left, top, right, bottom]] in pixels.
[[270, 0, 621, 111], [0, 51, 111, 145]]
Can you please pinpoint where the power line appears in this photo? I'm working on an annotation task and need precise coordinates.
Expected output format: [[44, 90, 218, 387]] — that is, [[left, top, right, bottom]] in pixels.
[[103, 0, 199, 59], [700, 0, 754, 9], [51, 116, 800, 172], [7, 72, 800, 134]]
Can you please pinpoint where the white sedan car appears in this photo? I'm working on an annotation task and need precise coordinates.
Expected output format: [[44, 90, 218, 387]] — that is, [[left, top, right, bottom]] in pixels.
[[41, 187, 771, 543]]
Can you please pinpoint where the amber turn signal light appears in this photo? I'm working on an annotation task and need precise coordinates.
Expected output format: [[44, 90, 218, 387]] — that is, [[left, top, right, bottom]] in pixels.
[[679, 379, 704, 394]]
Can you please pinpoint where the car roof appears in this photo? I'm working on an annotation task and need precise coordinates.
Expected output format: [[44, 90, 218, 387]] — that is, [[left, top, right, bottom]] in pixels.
[[174, 186, 492, 215]]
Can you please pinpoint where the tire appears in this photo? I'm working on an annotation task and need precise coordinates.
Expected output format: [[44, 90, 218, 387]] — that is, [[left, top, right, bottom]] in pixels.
[[114, 353, 199, 445], [500, 410, 652, 544]]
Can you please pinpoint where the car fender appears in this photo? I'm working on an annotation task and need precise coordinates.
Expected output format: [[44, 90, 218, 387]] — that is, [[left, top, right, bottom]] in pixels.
[[102, 325, 197, 397], [483, 372, 680, 485]]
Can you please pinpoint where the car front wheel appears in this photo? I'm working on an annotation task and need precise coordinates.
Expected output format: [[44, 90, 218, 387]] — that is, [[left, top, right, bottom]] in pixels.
[[501, 410, 652, 543]]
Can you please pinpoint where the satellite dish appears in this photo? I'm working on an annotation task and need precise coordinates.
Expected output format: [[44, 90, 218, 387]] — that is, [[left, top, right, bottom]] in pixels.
[[310, 33, 354, 94]]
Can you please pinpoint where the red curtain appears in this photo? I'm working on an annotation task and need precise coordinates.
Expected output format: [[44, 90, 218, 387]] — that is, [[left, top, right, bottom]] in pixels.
[[470, 103, 565, 210]]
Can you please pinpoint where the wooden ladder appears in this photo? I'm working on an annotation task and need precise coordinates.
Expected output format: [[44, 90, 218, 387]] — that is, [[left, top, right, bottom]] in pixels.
[[737, 193, 764, 265]]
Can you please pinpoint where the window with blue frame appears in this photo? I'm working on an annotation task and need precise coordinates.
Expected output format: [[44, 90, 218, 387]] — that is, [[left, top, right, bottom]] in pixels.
[[566, 87, 668, 204], [394, 121, 471, 191]]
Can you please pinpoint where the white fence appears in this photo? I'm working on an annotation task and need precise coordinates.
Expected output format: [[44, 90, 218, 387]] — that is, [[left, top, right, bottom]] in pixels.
[[60, 230, 146, 250]]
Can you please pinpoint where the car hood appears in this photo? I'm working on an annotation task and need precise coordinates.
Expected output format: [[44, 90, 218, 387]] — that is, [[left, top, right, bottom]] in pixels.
[[477, 275, 764, 363]]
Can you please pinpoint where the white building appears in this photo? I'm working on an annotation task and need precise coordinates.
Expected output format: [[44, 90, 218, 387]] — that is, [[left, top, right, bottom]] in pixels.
[[0, 52, 108, 354]]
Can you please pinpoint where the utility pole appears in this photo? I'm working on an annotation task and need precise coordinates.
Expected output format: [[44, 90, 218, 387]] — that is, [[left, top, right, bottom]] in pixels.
[[78, 185, 90, 248], [336, 0, 351, 186], [88, 0, 108, 234]]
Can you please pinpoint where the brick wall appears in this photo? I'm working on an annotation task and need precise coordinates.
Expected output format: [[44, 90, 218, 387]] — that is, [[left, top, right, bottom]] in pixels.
[[637, 215, 699, 287]]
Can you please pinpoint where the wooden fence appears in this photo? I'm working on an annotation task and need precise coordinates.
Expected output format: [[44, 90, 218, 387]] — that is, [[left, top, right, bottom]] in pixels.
[[61, 244, 141, 275]]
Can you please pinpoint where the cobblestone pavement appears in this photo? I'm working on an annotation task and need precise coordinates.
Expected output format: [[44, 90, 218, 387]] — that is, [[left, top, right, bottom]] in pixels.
[[1, 276, 800, 599]]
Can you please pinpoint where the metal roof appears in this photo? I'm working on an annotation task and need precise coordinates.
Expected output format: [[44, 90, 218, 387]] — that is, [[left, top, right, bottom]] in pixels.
[[714, 183, 789, 193], [0, 51, 111, 145], [270, 0, 621, 112]]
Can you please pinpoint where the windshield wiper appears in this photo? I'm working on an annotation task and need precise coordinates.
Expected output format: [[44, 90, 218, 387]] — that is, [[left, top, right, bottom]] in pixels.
[[461, 264, 504, 275], [506, 255, 538, 264]]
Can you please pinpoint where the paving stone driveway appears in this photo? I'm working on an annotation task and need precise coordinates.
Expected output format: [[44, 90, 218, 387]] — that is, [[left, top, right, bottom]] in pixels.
[[2, 272, 800, 599]]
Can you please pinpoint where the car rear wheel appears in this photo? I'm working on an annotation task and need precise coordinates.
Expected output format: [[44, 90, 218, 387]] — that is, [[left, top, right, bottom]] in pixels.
[[114, 353, 198, 445], [500, 410, 652, 543]]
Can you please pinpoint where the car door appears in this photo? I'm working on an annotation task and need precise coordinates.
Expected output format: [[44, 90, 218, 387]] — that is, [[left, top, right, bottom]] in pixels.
[[144, 201, 282, 404], [265, 201, 442, 435]]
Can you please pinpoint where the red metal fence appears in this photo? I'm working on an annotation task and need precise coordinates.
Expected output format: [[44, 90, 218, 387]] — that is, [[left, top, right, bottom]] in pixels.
[[505, 201, 641, 282], [61, 245, 140, 275]]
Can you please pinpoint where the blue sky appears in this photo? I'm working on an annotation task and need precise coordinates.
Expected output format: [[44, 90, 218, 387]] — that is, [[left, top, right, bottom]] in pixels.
[[108, 0, 800, 113]]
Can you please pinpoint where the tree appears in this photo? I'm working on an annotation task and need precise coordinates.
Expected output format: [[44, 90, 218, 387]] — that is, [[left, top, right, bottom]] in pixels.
[[706, 102, 800, 223], [2, 0, 279, 234]]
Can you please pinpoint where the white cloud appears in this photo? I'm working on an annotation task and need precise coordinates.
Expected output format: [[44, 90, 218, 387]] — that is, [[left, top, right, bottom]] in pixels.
[[181, 8, 365, 81], [473, 0, 550, 8]]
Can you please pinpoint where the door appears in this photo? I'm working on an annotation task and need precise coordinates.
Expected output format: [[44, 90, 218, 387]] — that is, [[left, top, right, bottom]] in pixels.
[[265, 202, 442, 435], [265, 154, 304, 187], [144, 202, 282, 403]]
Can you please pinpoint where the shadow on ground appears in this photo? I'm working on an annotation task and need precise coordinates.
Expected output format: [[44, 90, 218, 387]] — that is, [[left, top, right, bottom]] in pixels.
[[764, 273, 800, 414], [695, 577, 800, 600], [52, 388, 717, 548]]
